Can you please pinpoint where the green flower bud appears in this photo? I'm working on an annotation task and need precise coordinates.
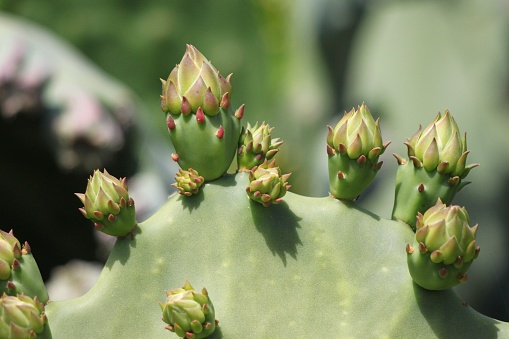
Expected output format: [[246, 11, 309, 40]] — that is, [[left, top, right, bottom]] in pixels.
[[75, 169, 137, 237], [160, 280, 217, 339], [0, 293, 47, 339], [406, 199, 480, 290], [161, 44, 232, 116], [246, 159, 291, 207], [405, 110, 475, 176], [237, 121, 283, 171], [0, 231, 21, 281], [172, 168, 205, 196], [327, 103, 389, 200], [162, 45, 242, 181], [392, 110, 479, 228]]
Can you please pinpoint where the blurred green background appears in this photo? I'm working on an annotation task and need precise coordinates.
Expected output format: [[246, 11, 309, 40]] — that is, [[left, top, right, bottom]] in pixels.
[[1, 0, 509, 322]]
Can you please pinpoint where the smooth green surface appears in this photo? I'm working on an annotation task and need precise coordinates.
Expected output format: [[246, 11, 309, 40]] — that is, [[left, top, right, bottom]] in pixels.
[[46, 173, 508, 338]]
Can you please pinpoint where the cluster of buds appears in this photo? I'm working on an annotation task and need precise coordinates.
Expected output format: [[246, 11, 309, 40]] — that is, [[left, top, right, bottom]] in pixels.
[[246, 159, 291, 207], [327, 103, 389, 200], [392, 110, 478, 228], [160, 280, 217, 339], [0, 293, 47, 338], [237, 121, 283, 171], [76, 169, 137, 237], [0, 230, 47, 303], [161, 45, 242, 181], [406, 199, 480, 290], [172, 169, 205, 196]]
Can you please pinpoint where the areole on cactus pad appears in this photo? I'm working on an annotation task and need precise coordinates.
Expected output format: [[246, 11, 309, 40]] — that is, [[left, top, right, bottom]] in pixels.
[[4, 43, 509, 338]]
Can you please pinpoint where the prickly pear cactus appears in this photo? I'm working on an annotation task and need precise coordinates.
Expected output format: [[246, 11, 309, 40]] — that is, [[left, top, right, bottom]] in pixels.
[[7, 45, 509, 338]]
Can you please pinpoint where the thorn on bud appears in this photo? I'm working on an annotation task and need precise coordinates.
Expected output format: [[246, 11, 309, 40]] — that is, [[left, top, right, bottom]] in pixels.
[[393, 153, 406, 165], [418, 183, 425, 193], [108, 214, 117, 222], [410, 156, 422, 168], [216, 125, 224, 138], [337, 171, 346, 180], [129, 197, 135, 207], [357, 155, 366, 165], [220, 92, 230, 109], [94, 223, 104, 231], [406, 243, 414, 254], [439, 267, 448, 278], [326, 144, 336, 155], [458, 273, 468, 283], [11, 259, 20, 271], [418, 242, 428, 253], [23, 241, 31, 255], [475, 246, 481, 258], [234, 104, 245, 120], [449, 176, 460, 187], [454, 256, 463, 268], [7, 281, 15, 290], [166, 115, 176, 131], [196, 107, 205, 123], [171, 153, 179, 162]]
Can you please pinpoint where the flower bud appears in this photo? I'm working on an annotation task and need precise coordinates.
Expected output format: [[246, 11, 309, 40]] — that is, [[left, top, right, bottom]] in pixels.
[[172, 168, 205, 196], [246, 159, 291, 207], [327, 103, 389, 200], [0, 293, 47, 338], [162, 45, 242, 181], [75, 169, 137, 237], [237, 121, 283, 171], [406, 199, 480, 290], [392, 110, 479, 228], [160, 280, 217, 339]]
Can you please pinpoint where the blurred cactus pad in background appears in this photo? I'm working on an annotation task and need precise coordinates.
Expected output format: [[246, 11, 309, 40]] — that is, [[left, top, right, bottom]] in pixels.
[[1, 0, 509, 337]]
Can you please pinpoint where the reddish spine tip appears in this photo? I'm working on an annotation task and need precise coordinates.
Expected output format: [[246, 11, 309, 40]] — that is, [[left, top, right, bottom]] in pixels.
[[357, 155, 367, 165], [7, 281, 15, 290], [171, 153, 179, 162], [216, 125, 225, 138], [12, 259, 20, 270], [23, 241, 31, 254], [220, 92, 230, 109], [326, 144, 336, 155], [235, 104, 245, 120], [458, 273, 468, 283], [196, 107, 205, 123], [337, 171, 346, 180], [406, 243, 414, 254], [418, 242, 428, 253], [108, 214, 117, 222], [129, 197, 135, 207], [94, 223, 104, 231], [439, 267, 448, 278], [418, 183, 425, 193], [166, 115, 176, 131]]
